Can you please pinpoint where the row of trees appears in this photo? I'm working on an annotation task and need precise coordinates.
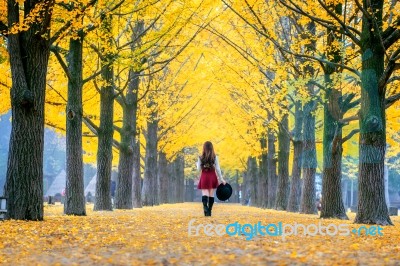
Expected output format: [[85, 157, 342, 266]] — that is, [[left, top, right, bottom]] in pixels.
[[0, 0, 399, 226], [0, 0, 216, 220], [215, 0, 400, 225]]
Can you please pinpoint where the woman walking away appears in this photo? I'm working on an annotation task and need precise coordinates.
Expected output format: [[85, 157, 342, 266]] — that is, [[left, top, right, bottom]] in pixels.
[[197, 141, 226, 216]]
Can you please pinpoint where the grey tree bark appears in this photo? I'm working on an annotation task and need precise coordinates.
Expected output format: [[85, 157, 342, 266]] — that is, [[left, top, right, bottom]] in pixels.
[[158, 151, 168, 204], [267, 126, 277, 209], [115, 20, 144, 209], [275, 113, 290, 210], [94, 14, 114, 211], [177, 154, 185, 203], [247, 157, 257, 206], [342, 178, 348, 210], [300, 98, 317, 214], [168, 159, 177, 203], [299, 21, 318, 215], [241, 170, 247, 205], [65, 31, 86, 215], [287, 100, 303, 212], [132, 136, 142, 208], [256, 160, 263, 207], [185, 179, 194, 202], [115, 71, 138, 209], [355, 0, 392, 225], [320, 2, 348, 220], [260, 137, 268, 208], [142, 118, 158, 206], [4, 0, 54, 220]]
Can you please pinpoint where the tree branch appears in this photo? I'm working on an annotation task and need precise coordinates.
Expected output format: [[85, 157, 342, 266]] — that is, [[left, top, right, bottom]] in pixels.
[[383, 16, 400, 49], [278, 0, 360, 45], [83, 66, 107, 84], [387, 76, 400, 84], [339, 113, 359, 124], [379, 47, 400, 93], [386, 92, 400, 109], [50, 0, 98, 44], [223, 0, 360, 76], [82, 115, 121, 149], [342, 129, 360, 143], [45, 121, 66, 132], [0, 21, 8, 37], [317, 0, 361, 43], [50, 46, 73, 81]]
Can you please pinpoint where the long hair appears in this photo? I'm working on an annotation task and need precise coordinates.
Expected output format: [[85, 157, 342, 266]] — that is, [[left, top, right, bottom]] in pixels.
[[200, 141, 216, 170]]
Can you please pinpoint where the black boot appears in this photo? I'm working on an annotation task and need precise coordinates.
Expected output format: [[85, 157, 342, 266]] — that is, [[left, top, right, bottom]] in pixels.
[[202, 196, 209, 216], [208, 197, 215, 216]]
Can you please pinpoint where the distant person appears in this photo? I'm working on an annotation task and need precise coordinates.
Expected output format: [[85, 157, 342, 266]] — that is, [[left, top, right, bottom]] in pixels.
[[86, 192, 93, 203], [196, 141, 226, 216], [316, 196, 322, 211], [111, 180, 116, 198]]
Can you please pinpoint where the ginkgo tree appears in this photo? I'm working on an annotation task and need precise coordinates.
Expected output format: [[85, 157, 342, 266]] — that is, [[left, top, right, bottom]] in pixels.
[[218, 0, 400, 225], [209, 1, 321, 214], [276, 0, 400, 225], [45, 0, 212, 210], [2, 0, 55, 221], [1, 0, 399, 226]]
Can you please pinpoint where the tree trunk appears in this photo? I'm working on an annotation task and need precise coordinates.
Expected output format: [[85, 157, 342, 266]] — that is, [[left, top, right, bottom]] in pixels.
[[274, 16, 291, 210], [172, 156, 181, 203], [116, 20, 144, 209], [319, 2, 348, 220], [248, 157, 257, 206], [142, 119, 158, 206], [275, 113, 290, 210], [267, 127, 277, 209], [177, 154, 185, 202], [158, 151, 168, 204], [342, 178, 348, 210], [260, 138, 268, 208], [300, 98, 317, 214], [300, 21, 318, 215], [241, 170, 247, 205], [350, 179, 354, 207], [257, 162, 263, 207], [384, 164, 389, 206], [186, 179, 194, 202], [65, 33, 86, 215], [234, 170, 240, 203], [168, 160, 177, 203], [320, 87, 348, 219], [132, 136, 142, 208], [287, 100, 303, 212], [115, 70, 139, 209], [5, 0, 54, 220], [94, 15, 114, 211], [355, 0, 391, 225]]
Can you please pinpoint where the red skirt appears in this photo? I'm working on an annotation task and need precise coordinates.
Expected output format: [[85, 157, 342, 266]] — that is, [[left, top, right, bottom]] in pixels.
[[197, 169, 218, 189]]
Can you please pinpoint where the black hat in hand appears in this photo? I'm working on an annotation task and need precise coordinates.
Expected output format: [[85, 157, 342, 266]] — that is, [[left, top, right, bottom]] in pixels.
[[216, 183, 233, 201]]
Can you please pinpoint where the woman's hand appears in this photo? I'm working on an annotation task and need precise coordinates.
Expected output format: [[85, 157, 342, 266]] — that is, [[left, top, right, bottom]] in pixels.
[[222, 180, 226, 185]]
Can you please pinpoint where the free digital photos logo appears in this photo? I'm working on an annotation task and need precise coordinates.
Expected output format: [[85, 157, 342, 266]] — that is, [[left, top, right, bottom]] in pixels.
[[188, 219, 384, 240]]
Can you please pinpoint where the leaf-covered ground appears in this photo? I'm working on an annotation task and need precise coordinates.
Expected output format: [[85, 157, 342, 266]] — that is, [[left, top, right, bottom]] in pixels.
[[0, 202, 399, 265]]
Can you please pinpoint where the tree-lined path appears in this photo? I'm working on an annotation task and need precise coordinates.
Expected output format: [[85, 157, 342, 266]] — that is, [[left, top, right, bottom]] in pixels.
[[1, 203, 400, 265], [0, 0, 400, 264]]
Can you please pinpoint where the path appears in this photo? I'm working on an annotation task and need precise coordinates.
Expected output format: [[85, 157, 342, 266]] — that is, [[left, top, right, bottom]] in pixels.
[[0, 203, 399, 265]]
